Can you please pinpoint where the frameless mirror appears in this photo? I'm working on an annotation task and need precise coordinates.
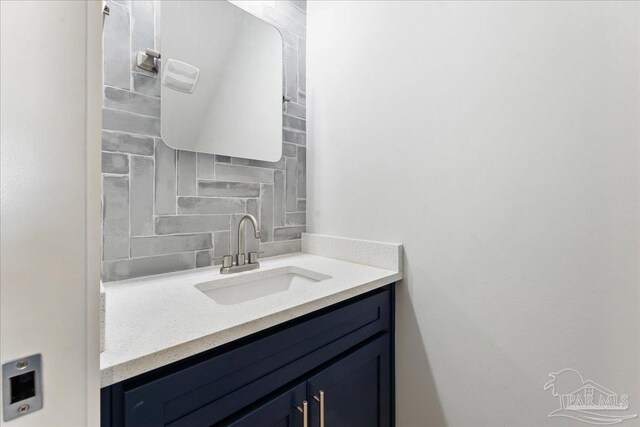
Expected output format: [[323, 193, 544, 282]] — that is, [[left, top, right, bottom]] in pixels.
[[160, 1, 283, 161]]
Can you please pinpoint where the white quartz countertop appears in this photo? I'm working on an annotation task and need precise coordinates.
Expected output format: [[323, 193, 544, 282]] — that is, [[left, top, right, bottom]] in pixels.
[[100, 238, 402, 387]]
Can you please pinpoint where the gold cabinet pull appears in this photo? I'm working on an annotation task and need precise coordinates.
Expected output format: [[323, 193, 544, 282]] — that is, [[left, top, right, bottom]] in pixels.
[[313, 390, 325, 427], [297, 400, 308, 427]]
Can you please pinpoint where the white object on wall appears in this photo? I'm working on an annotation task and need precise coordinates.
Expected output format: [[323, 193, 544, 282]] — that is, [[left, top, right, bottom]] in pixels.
[[0, 1, 102, 425], [307, 1, 639, 426], [162, 59, 200, 93]]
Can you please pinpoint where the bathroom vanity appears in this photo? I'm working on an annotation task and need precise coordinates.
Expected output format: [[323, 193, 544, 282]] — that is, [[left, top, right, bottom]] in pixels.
[[100, 234, 402, 427]]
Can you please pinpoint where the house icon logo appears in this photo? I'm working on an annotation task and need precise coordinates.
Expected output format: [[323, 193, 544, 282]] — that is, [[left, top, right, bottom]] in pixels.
[[544, 368, 637, 425]]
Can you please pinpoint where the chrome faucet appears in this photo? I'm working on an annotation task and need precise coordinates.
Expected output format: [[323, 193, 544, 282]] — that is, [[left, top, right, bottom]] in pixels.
[[220, 214, 262, 274]]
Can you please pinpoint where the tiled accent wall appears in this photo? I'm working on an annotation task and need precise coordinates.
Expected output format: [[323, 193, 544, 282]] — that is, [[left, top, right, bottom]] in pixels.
[[101, 0, 306, 282]]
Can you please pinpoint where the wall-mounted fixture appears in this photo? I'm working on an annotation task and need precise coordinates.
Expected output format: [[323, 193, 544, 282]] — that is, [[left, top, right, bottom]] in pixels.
[[162, 59, 199, 93], [2, 354, 43, 421], [136, 48, 161, 73]]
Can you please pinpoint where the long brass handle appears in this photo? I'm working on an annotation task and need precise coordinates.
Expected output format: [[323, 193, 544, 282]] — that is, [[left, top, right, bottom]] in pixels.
[[313, 390, 325, 427], [297, 400, 308, 427]]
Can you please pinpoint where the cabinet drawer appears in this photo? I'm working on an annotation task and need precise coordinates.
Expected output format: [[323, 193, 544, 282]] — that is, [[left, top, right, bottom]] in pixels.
[[121, 288, 391, 426]]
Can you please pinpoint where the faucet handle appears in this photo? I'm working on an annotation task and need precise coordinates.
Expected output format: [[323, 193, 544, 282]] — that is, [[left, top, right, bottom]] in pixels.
[[248, 251, 264, 264], [212, 255, 233, 268]]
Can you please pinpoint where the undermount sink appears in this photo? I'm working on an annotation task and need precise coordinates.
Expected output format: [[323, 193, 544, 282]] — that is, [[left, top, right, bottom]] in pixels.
[[195, 266, 332, 305]]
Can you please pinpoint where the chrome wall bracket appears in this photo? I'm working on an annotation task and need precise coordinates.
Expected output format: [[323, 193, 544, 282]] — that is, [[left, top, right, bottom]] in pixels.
[[136, 48, 161, 73]]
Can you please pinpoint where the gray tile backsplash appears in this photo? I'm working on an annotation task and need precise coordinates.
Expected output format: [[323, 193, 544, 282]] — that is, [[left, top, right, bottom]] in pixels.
[[274, 226, 306, 241], [214, 163, 275, 184], [104, 87, 160, 117], [102, 152, 129, 174], [102, 252, 195, 282], [102, 131, 154, 156], [102, 176, 130, 260], [101, 0, 306, 282], [155, 215, 231, 235], [103, 1, 130, 89], [130, 234, 212, 257], [130, 156, 154, 236], [197, 181, 260, 198], [103, 108, 160, 136]]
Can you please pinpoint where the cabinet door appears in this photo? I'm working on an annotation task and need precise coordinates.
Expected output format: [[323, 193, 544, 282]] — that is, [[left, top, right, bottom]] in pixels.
[[307, 335, 391, 427], [223, 383, 307, 427]]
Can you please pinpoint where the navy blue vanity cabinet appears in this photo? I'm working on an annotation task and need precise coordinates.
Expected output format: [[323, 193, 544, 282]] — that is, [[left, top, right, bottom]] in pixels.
[[307, 335, 391, 427], [225, 383, 307, 427], [101, 285, 395, 427]]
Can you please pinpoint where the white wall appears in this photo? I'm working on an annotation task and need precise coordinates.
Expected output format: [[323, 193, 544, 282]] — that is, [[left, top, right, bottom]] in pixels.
[[1, 1, 102, 425], [307, 2, 639, 426]]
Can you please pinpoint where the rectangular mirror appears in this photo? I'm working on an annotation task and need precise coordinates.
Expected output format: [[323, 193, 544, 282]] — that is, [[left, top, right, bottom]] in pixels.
[[160, 1, 283, 161]]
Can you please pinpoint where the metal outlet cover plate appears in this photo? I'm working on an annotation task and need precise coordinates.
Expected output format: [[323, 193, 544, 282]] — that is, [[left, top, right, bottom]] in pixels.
[[2, 354, 42, 422]]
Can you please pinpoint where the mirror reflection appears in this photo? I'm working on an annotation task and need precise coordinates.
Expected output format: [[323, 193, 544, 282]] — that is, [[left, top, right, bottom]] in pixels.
[[161, 1, 283, 161]]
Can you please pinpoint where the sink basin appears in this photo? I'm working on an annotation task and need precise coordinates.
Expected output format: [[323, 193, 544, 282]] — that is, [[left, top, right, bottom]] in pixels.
[[195, 266, 332, 305]]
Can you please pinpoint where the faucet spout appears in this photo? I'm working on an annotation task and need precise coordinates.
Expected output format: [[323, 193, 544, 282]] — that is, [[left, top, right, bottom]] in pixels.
[[237, 214, 260, 265]]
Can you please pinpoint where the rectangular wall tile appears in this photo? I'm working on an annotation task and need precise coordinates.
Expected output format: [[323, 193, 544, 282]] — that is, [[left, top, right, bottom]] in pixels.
[[231, 157, 285, 170], [285, 157, 298, 211], [296, 199, 306, 211], [274, 226, 306, 241], [177, 197, 246, 215], [213, 231, 231, 261], [215, 163, 274, 184], [102, 152, 129, 174], [261, 240, 302, 258], [103, 108, 160, 136], [130, 233, 212, 257], [103, 1, 130, 89], [102, 131, 154, 156], [274, 170, 286, 226], [284, 45, 298, 103], [283, 114, 306, 132], [286, 102, 306, 119], [197, 153, 215, 179], [154, 138, 176, 215], [197, 181, 260, 197], [196, 250, 213, 268], [103, 176, 129, 260], [102, 253, 194, 282], [283, 129, 306, 146], [155, 215, 230, 234], [282, 142, 298, 157], [298, 91, 306, 105], [215, 155, 232, 164], [285, 212, 306, 226], [104, 87, 160, 117], [247, 198, 259, 220], [297, 146, 306, 198], [132, 72, 160, 97], [297, 37, 306, 92], [131, 1, 155, 76], [177, 151, 197, 195], [130, 156, 154, 236], [260, 184, 274, 242]]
